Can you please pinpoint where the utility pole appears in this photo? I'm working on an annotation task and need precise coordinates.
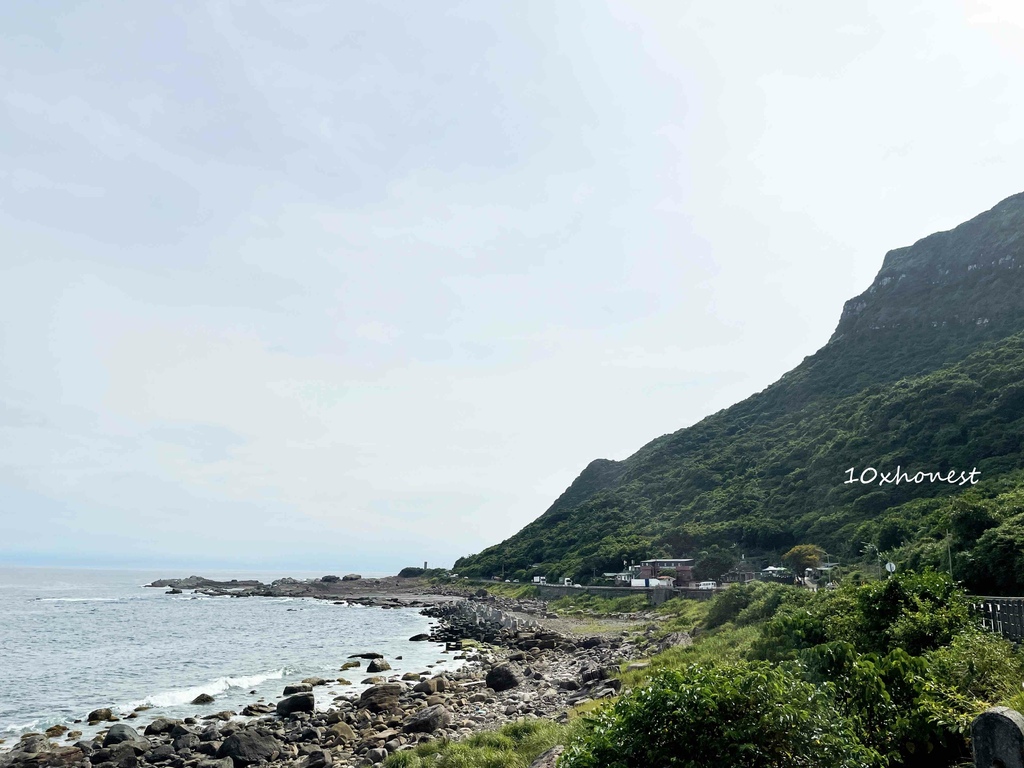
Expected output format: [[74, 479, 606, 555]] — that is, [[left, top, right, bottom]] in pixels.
[[947, 531, 954, 580]]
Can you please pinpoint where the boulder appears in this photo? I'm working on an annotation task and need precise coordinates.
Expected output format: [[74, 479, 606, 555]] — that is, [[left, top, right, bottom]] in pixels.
[[144, 719, 180, 736], [87, 708, 115, 724], [408, 634, 430, 641], [347, 652, 383, 659], [301, 677, 327, 687], [529, 746, 565, 768], [341, 574, 361, 581], [198, 759, 233, 768], [412, 678, 446, 695], [102, 724, 150, 754], [306, 748, 333, 768], [191, 694, 216, 705], [366, 658, 391, 673], [173, 733, 200, 752], [402, 705, 452, 734], [485, 664, 521, 692], [282, 683, 312, 696], [327, 722, 356, 743], [276, 693, 314, 717], [340, 661, 360, 670], [216, 731, 281, 766], [358, 683, 404, 713]]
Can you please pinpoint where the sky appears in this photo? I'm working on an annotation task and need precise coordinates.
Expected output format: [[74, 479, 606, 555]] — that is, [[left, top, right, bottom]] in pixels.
[[2, 1, 1024, 572]]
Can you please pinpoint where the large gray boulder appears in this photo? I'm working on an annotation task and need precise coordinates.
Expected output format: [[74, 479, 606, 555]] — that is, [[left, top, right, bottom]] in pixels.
[[366, 658, 391, 673], [402, 704, 452, 734], [485, 664, 520, 692], [103, 724, 150, 754], [358, 683, 404, 713], [275, 693, 314, 717], [144, 718, 180, 737], [216, 731, 281, 766]]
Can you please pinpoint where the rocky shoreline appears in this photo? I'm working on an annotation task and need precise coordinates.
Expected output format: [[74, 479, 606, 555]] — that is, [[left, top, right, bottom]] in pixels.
[[1, 594, 642, 768], [143, 576, 448, 608]]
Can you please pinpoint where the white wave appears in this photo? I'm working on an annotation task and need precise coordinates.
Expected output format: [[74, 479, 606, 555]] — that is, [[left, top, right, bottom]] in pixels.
[[128, 669, 287, 709], [2, 719, 42, 734]]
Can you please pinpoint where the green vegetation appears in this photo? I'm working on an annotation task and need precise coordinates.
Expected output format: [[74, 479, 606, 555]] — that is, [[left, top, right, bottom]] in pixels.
[[547, 593, 649, 615], [455, 333, 1024, 592], [565, 573, 1023, 768], [383, 718, 572, 768]]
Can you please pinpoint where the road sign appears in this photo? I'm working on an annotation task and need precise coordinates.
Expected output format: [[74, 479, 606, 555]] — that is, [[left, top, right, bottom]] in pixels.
[[885, 561, 896, 573]]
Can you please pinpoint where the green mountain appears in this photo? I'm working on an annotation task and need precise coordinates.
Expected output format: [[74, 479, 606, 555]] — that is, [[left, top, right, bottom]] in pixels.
[[455, 192, 1024, 592]]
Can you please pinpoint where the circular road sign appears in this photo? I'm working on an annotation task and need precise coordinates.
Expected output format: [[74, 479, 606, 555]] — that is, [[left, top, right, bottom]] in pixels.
[[885, 561, 896, 573]]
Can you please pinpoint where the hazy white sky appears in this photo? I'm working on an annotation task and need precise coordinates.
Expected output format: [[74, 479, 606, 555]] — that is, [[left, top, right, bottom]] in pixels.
[[2, 1, 1023, 571]]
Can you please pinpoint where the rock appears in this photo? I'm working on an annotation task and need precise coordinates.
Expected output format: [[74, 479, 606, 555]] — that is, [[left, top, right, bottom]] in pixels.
[[347, 652, 383, 659], [87, 708, 115, 724], [102, 724, 150, 754], [166, 589, 182, 595], [148, 744, 175, 762], [341, 574, 361, 581], [144, 719, 180, 736], [401, 672, 420, 681], [408, 634, 430, 641], [402, 705, 452, 734], [191, 694, 216, 705], [276, 693, 314, 717], [529, 745, 565, 768], [240, 704, 273, 716], [202, 711, 234, 722], [105, 741, 140, 768], [366, 659, 391, 673], [657, 632, 693, 652], [365, 747, 387, 763], [45, 725, 68, 738], [198, 759, 233, 768], [320, 575, 341, 583], [340, 661, 360, 670], [282, 683, 312, 695], [173, 733, 200, 752], [16, 735, 52, 754], [216, 731, 281, 766], [358, 684, 404, 713], [485, 664, 520, 692], [306, 748, 333, 768], [412, 678, 446, 695], [301, 677, 327, 687], [327, 722, 356, 743]]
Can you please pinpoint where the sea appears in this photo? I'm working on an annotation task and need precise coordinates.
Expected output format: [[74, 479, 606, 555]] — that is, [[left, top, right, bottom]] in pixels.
[[0, 566, 462, 748]]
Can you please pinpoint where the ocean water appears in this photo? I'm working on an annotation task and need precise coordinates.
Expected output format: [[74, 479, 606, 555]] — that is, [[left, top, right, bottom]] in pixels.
[[0, 567, 460, 746]]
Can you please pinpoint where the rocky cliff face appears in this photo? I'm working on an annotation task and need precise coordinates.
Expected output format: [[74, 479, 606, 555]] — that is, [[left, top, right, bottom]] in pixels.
[[831, 192, 1024, 343]]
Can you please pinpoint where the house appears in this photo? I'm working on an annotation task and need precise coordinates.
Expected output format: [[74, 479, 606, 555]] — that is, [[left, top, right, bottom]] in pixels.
[[633, 558, 695, 587], [759, 565, 795, 584], [721, 566, 756, 584]]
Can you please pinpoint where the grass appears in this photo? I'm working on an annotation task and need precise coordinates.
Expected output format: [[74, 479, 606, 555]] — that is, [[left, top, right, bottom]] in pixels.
[[383, 718, 573, 768], [547, 593, 649, 615], [618, 623, 761, 689]]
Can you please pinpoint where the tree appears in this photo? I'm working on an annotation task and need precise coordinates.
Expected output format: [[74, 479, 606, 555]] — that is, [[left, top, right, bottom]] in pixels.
[[782, 544, 825, 573]]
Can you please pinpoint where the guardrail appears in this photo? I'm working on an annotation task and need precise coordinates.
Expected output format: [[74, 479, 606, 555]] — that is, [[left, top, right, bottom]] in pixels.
[[973, 596, 1024, 642]]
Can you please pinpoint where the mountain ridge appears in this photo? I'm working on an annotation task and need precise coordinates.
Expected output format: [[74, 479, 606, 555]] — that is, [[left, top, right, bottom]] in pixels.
[[454, 192, 1024, 586]]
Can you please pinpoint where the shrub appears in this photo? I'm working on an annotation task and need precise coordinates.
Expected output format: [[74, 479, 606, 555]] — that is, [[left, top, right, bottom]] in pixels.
[[560, 664, 883, 768]]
